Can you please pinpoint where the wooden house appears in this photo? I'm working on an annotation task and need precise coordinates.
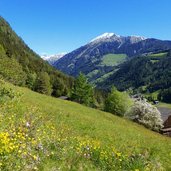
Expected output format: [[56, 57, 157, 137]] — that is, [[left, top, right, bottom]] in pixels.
[[161, 115, 171, 136], [158, 107, 171, 137]]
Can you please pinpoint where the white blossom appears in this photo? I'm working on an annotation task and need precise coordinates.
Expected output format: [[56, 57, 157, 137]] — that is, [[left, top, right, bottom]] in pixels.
[[125, 99, 163, 131]]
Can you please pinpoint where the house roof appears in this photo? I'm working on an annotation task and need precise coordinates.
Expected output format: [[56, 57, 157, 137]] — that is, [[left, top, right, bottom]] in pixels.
[[58, 96, 69, 100], [157, 107, 171, 122]]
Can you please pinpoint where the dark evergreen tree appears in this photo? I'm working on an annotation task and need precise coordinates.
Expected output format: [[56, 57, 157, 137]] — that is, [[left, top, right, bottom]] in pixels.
[[71, 73, 94, 106]]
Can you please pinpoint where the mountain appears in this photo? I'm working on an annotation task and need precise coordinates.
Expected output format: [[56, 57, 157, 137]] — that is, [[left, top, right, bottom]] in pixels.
[[53, 33, 171, 84], [0, 16, 73, 96], [41, 53, 66, 65]]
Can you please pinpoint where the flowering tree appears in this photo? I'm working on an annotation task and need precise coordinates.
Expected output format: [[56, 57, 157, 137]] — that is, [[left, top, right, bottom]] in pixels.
[[125, 99, 163, 131]]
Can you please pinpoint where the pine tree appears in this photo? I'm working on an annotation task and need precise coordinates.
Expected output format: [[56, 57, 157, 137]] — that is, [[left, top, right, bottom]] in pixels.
[[71, 73, 93, 106], [35, 72, 52, 95]]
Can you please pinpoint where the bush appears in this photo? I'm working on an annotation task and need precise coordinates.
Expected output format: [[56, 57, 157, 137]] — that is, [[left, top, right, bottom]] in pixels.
[[125, 99, 163, 131], [104, 87, 132, 116], [0, 80, 21, 103]]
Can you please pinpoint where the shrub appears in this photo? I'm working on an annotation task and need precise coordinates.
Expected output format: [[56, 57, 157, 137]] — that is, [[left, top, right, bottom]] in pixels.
[[125, 99, 163, 131], [105, 87, 132, 116], [0, 80, 21, 103]]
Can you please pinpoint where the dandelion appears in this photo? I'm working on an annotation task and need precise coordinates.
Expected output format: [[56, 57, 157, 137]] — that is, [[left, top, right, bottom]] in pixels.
[[18, 150, 22, 153], [116, 152, 121, 157], [33, 155, 37, 160]]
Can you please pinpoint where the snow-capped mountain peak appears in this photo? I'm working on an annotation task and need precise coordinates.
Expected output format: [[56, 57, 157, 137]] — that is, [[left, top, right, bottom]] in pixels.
[[129, 35, 147, 40], [126, 35, 147, 44], [90, 32, 119, 42], [90, 33, 147, 44], [41, 53, 67, 65]]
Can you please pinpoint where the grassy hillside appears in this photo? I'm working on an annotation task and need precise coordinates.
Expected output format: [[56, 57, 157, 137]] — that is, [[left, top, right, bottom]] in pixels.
[[158, 102, 171, 109], [1, 80, 171, 170], [99, 51, 171, 92], [101, 54, 127, 66], [148, 52, 168, 58], [148, 52, 168, 64], [87, 54, 127, 85]]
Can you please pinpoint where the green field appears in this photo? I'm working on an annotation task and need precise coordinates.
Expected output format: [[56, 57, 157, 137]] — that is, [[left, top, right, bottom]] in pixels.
[[101, 54, 127, 66], [92, 70, 117, 85], [87, 69, 99, 78], [1, 81, 171, 170], [157, 102, 171, 109], [148, 52, 168, 58]]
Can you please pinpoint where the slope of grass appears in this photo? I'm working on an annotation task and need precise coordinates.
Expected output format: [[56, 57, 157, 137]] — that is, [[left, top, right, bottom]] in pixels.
[[148, 52, 168, 58], [87, 69, 99, 78], [1, 81, 171, 170], [92, 70, 118, 85], [157, 102, 171, 109], [101, 54, 127, 66]]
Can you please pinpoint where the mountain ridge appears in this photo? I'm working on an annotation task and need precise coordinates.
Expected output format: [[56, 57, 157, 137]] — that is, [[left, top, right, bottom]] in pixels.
[[53, 33, 171, 84]]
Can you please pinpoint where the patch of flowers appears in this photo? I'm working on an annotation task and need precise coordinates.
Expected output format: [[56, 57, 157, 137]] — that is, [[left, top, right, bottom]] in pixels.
[[72, 137, 164, 171]]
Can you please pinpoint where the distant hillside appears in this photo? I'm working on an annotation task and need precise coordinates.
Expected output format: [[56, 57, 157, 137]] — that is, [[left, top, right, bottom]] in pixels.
[[54, 33, 171, 84], [98, 50, 171, 92], [0, 16, 73, 96]]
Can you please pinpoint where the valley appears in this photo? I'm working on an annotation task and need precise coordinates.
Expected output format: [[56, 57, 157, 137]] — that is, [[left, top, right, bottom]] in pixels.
[[1, 1, 171, 170]]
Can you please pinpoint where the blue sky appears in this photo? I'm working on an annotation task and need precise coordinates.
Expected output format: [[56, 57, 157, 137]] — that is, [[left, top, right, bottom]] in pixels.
[[0, 0, 171, 55]]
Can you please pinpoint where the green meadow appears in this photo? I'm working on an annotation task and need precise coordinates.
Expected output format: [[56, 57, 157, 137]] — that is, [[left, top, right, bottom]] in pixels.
[[101, 54, 127, 66], [0, 81, 170, 170], [148, 52, 168, 58]]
